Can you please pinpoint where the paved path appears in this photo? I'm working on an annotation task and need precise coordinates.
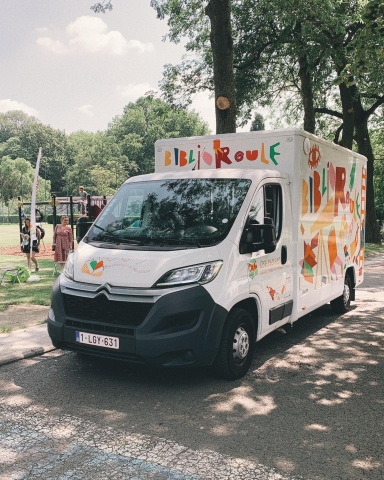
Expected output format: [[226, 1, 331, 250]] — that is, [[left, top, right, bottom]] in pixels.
[[0, 402, 303, 480], [0, 323, 54, 366]]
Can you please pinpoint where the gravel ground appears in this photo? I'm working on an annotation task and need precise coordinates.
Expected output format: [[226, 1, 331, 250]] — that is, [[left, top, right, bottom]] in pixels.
[[1, 243, 56, 259], [0, 305, 49, 332]]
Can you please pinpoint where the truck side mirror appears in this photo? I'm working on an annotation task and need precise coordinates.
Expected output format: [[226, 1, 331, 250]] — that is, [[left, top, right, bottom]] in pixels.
[[239, 217, 277, 254], [261, 217, 277, 254]]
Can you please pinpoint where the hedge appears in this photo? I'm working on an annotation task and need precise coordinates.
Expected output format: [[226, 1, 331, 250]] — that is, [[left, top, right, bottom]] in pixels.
[[47, 214, 63, 224], [0, 215, 20, 224]]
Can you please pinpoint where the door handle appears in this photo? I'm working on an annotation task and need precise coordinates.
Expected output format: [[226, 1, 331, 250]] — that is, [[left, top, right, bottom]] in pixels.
[[282, 245, 287, 265]]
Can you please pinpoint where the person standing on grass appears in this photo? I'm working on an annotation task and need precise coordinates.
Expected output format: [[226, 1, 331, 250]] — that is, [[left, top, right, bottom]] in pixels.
[[20, 217, 40, 271], [53, 216, 73, 270]]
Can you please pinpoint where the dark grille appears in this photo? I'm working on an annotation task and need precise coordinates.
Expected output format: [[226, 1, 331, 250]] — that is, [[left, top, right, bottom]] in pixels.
[[63, 293, 152, 327], [65, 319, 134, 336]]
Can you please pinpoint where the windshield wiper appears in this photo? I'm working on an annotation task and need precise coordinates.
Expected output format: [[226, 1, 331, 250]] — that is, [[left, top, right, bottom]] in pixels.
[[147, 237, 202, 248], [92, 224, 144, 245]]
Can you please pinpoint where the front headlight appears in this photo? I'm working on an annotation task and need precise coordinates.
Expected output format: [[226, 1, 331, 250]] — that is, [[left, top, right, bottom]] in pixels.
[[155, 261, 223, 288], [64, 253, 74, 280]]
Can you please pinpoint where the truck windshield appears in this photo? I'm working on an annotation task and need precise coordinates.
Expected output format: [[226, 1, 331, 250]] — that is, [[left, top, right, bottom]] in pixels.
[[87, 178, 251, 247]]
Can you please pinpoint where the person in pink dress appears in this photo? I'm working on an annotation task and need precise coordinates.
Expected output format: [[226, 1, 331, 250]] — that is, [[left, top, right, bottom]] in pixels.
[[53, 216, 73, 270]]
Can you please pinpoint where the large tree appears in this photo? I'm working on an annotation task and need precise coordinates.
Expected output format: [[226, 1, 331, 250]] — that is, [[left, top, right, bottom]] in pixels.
[[204, 0, 236, 133], [107, 94, 210, 173], [94, 0, 236, 134], [66, 130, 137, 196], [148, 0, 384, 242], [0, 111, 69, 195], [0, 155, 50, 204]]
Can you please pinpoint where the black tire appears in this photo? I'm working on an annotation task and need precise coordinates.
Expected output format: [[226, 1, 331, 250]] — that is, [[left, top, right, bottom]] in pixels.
[[330, 274, 352, 314], [213, 308, 256, 380]]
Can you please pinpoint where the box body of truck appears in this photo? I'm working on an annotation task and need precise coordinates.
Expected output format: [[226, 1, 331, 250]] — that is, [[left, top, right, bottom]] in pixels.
[[48, 129, 367, 378]]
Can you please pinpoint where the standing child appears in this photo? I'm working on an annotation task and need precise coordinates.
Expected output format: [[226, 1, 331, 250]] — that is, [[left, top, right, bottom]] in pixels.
[[21, 217, 40, 271], [78, 185, 88, 214]]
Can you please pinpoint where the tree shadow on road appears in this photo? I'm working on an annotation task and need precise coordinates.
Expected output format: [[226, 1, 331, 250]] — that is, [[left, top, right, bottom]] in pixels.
[[1, 292, 383, 480]]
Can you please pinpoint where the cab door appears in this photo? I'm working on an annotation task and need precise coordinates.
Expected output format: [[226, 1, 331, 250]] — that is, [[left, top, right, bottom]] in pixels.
[[247, 178, 293, 337]]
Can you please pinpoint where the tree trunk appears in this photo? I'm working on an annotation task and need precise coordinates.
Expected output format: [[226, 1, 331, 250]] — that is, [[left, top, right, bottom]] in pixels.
[[298, 54, 315, 133], [338, 82, 355, 149], [354, 100, 380, 243], [205, 0, 236, 134], [295, 22, 315, 134], [331, 43, 354, 149]]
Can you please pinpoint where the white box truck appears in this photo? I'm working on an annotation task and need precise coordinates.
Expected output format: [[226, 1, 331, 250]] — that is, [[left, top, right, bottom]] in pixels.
[[48, 129, 367, 379]]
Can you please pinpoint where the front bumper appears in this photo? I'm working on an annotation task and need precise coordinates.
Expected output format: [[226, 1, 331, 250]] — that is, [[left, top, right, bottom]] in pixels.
[[47, 276, 227, 367]]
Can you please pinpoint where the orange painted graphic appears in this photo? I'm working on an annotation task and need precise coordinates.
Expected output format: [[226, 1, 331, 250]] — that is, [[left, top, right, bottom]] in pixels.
[[302, 179, 309, 216], [300, 154, 365, 289], [81, 259, 104, 277], [308, 145, 321, 169], [267, 286, 277, 300], [310, 197, 334, 233]]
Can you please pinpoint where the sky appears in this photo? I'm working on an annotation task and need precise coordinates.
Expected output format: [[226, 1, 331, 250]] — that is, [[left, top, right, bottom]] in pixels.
[[0, 0, 235, 134]]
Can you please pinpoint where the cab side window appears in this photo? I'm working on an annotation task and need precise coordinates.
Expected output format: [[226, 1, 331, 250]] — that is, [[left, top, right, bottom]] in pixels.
[[250, 184, 283, 241]]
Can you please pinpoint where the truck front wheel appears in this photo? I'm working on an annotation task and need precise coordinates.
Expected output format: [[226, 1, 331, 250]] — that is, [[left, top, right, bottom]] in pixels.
[[213, 308, 255, 380], [330, 274, 352, 314]]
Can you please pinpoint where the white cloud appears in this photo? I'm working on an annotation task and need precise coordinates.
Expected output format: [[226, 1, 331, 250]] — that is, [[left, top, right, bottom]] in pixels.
[[0, 99, 38, 117], [36, 37, 69, 55], [117, 83, 157, 100], [36, 16, 153, 56], [127, 39, 154, 53], [76, 104, 93, 117]]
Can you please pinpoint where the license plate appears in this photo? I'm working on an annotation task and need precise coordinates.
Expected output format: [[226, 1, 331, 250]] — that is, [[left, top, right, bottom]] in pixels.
[[75, 331, 119, 349]]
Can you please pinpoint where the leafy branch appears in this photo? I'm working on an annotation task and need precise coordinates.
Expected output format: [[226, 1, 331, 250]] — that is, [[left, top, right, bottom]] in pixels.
[[90, 1, 113, 14]]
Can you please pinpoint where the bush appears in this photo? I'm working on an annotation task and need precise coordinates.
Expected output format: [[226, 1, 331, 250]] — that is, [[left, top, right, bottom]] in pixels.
[[47, 214, 63, 224], [0, 215, 20, 224]]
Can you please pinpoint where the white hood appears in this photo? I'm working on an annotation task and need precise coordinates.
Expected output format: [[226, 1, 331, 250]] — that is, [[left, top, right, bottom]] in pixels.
[[73, 243, 222, 288]]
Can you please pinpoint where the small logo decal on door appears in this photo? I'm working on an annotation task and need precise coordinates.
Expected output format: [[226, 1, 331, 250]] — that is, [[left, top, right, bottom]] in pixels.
[[248, 258, 258, 278]]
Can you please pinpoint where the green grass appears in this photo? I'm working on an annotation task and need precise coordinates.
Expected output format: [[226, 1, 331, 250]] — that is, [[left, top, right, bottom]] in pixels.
[[0, 224, 23, 247], [365, 242, 384, 256], [0, 255, 56, 311], [0, 325, 12, 333], [0, 223, 54, 248]]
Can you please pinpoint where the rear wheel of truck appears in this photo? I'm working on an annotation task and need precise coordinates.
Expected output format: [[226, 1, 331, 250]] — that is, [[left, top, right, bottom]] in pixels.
[[213, 308, 255, 380], [330, 274, 352, 314]]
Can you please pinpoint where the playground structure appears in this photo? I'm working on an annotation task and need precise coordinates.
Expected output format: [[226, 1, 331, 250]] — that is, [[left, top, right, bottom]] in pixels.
[[17, 194, 112, 244]]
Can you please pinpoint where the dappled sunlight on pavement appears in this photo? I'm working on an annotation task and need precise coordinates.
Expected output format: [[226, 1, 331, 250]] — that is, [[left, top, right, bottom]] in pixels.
[[207, 386, 276, 416], [0, 255, 382, 479]]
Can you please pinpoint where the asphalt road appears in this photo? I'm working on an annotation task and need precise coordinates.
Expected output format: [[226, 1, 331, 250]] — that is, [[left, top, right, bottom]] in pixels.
[[0, 254, 383, 480]]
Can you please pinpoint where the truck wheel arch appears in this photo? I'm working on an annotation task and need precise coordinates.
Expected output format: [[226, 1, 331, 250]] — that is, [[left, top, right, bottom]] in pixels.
[[330, 269, 355, 314], [229, 297, 259, 340], [346, 266, 356, 301]]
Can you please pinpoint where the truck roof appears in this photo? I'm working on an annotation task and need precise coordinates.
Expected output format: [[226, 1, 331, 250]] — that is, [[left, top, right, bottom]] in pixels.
[[125, 168, 284, 184]]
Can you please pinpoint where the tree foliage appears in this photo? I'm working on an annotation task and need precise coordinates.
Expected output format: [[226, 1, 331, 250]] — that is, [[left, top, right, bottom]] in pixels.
[[148, 0, 384, 242], [250, 113, 265, 132], [0, 97, 209, 204], [0, 155, 50, 204], [106, 95, 210, 174]]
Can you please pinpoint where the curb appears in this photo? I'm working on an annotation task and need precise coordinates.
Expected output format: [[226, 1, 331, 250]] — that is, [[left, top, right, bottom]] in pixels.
[[0, 345, 56, 367]]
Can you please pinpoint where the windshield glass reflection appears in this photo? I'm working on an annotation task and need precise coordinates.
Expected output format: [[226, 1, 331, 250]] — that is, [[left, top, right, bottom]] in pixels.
[[87, 178, 251, 248]]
